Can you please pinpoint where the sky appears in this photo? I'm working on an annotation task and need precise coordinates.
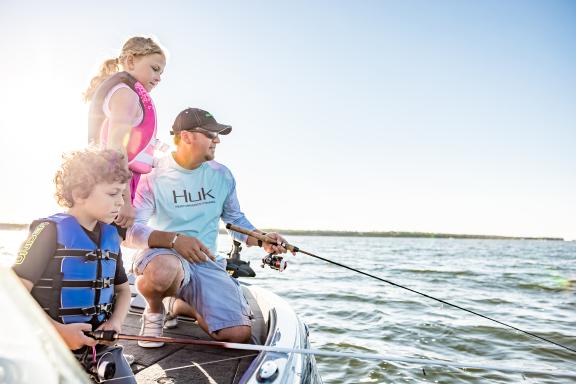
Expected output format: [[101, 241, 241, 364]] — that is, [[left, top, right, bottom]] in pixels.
[[0, 0, 574, 239]]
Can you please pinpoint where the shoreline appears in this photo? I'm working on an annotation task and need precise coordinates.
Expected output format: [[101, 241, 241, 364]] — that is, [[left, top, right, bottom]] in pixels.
[[256, 229, 564, 241], [0, 223, 563, 241]]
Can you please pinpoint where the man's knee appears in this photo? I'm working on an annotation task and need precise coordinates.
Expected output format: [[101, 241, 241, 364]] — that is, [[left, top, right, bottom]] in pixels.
[[137, 254, 183, 294], [213, 325, 251, 343]]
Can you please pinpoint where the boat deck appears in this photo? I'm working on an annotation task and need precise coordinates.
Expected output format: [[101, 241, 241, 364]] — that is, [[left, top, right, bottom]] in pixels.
[[121, 287, 267, 383]]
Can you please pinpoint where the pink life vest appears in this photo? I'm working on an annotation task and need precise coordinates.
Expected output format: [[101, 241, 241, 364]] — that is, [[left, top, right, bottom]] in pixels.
[[88, 72, 157, 175]]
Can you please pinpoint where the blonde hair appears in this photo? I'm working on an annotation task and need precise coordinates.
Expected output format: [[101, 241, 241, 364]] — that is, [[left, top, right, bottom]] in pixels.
[[54, 148, 132, 207], [83, 36, 165, 102]]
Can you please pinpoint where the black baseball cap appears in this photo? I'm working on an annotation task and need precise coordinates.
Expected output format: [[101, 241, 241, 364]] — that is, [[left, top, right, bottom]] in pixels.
[[170, 108, 232, 135]]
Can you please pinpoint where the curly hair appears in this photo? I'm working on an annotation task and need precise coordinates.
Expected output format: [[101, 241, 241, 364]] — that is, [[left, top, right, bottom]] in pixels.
[[54, 148, 132, 207], [83, 36, 165, 102]]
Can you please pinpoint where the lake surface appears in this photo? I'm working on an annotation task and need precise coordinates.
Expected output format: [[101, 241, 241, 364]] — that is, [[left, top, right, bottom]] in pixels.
[[2, 229, 575, 383]]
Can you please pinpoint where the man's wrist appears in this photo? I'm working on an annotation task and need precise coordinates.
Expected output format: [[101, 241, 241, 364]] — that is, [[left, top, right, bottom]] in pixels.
[[170, 233, 180, 248]]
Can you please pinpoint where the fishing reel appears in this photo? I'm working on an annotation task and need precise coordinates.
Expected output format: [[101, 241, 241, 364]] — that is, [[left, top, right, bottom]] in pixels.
[[80, 350, 116, 383], [81, 332, 125, 382], [94, 360, 116, 382], [261, 253, 287, 272]]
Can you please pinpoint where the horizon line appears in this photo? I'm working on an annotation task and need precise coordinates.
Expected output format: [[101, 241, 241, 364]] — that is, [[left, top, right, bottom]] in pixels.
[[0, 222, 564, 241]]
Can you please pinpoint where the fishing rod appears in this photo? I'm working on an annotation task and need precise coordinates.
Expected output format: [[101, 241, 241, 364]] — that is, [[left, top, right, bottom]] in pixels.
[[226, 223, 576, 355], [85, 330, 576, 378]]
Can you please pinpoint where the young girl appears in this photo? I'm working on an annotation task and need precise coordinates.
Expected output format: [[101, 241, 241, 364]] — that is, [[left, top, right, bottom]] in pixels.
[[12, 149, 135, 383], [85, 36, 166, 229]]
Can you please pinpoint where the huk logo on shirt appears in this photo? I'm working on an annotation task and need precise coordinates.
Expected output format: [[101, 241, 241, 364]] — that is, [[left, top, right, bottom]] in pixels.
[[173, 188, 215, 205]]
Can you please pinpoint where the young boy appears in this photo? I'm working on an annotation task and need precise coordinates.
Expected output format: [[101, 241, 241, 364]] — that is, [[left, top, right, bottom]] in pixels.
[[12, 148, 135, 383]]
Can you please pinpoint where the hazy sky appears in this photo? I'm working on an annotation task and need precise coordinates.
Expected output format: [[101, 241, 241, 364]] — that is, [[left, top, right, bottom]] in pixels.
[[0, 0, 574, 239]]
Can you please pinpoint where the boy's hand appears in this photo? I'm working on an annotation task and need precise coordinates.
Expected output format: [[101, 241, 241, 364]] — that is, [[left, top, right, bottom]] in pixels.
[[55, 322, 97, 350], [174, 235, 216, 263], [95, 319, 122, 345]]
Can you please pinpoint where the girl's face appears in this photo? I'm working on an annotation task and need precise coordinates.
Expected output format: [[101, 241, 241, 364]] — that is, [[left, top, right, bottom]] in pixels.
[[126, 53, 166, 92]]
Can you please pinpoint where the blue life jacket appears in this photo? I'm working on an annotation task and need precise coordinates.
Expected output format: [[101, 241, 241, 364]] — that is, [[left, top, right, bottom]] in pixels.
[[32, 213, 120, 325]]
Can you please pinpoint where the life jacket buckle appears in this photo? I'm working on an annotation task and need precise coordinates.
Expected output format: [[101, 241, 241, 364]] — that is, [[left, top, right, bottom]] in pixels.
[[84, 250, 101, 261], [97, 303, 113, 314], [84, 250, 98, 261], [81, 306, 97, 316], [82, 303, 112, 316], [94, 277, 112, 289]]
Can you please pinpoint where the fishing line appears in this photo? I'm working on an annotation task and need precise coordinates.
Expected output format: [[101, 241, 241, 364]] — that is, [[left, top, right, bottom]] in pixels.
[[87, 331, 576, 378], [226, 223, 576, 354]]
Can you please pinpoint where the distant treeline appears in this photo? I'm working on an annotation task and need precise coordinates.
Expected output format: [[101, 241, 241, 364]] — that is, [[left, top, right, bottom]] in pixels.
[[0, 223, 563, 241], [242, 229, 564, 241]]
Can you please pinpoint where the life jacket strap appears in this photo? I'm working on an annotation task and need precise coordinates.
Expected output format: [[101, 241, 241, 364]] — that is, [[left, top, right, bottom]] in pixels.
[[61, 277, 115, 289], [59, 303, 113, 317], [54, 249, 119, 261], [49, 272, 64, 319]]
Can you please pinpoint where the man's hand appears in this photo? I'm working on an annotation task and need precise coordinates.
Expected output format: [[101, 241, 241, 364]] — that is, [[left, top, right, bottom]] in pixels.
[[54, 322, 97, 350], [174, 235, 216, 263], [262, 232, 293, 255], [115, 203, 135, 228]]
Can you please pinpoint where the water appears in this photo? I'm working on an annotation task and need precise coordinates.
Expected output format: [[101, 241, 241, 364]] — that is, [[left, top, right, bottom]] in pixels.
[[2, 229, 575, 383]]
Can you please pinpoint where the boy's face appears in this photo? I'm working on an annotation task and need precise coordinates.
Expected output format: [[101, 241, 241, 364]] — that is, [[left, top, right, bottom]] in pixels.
[[78, 182, 126, 224]]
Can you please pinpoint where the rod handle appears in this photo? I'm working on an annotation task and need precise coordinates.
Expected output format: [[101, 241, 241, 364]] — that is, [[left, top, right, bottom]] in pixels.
[[226, 223, 299, 252], [84, 330, 118, 341]]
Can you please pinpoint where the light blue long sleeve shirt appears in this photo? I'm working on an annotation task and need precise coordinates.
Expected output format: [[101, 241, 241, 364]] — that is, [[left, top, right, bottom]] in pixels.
[[126, 154, 255, 257]]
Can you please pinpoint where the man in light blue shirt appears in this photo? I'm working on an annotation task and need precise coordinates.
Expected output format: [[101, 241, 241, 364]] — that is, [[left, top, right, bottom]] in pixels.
[[126, 108, 289, 347]]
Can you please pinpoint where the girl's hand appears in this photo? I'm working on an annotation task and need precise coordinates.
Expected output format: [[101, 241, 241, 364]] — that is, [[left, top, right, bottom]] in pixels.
[[55, 322, 97, 350], [115, 203, 135, 228]]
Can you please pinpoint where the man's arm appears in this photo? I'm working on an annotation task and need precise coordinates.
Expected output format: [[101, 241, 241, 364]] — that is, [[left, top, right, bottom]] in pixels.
[[221, 172, 256, 243], [221, 172, 288, 254], [149, 231, 215, 262]]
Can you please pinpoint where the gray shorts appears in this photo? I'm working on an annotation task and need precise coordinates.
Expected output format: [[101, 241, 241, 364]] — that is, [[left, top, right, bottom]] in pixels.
[[133, 248, 252, 333]]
